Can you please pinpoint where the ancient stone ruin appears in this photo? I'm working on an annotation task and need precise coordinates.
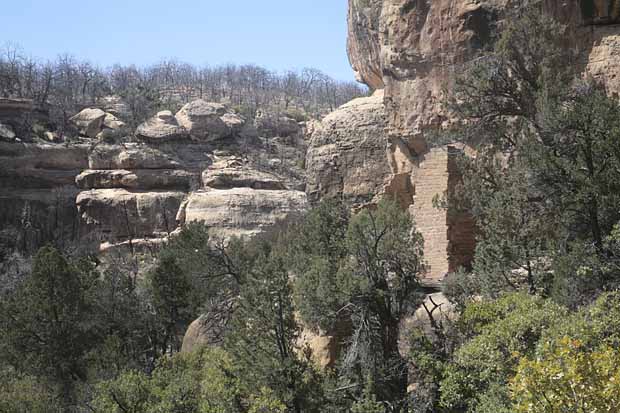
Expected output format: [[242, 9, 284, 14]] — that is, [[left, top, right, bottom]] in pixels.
[[342, 0, 620, 284]]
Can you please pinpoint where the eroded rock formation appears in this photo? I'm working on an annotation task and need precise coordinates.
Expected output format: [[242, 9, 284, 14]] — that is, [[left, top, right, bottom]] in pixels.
[[136, 111, 189, 142], [70, 108, 126, 140], [347, 0, 385, 90], [183, 159, 307, 240], [342, 0, 620, 283], [306, 90, 394, 207], [0, 141, 88, 252], [6, 0, 620, 361], [0, 99, 308, 254]]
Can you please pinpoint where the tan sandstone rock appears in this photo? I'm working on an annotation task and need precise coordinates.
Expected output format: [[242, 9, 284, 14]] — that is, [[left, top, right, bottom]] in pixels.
[[0, 141, 89, 251], [306, 90, 394, 206], [347, 0, 384, 90], [76, 169, 198, 191], [76, 189, 185, 240], [183, 187, 307, 239], [181, 314, 231, 353], [70, 108, 107, 138], [341, 0, 620, 283], [202, 158, 286, 190], [103, 113, 126, 130], [175, 100, 231, 141], [0, 141, 89, 188], [298, 328, 339, 369], [88, 144, 182, 170], [136, 110, 188, 142]]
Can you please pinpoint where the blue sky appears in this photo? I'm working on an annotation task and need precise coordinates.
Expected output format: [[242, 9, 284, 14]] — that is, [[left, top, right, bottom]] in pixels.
[[1, 0, 357, 81]]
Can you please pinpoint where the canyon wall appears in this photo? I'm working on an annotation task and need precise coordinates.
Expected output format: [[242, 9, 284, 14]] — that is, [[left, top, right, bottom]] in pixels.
[[341, 0, 620, 284], [0, 100, 308, 256]]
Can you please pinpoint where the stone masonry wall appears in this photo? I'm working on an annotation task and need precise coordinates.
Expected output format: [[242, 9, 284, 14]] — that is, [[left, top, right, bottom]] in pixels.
[[410, 147, 450, 286], [410, 146, 476, 285]]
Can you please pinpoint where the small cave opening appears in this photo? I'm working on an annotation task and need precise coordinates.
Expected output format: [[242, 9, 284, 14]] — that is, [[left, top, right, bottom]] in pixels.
[[580, 0, 620, 25]]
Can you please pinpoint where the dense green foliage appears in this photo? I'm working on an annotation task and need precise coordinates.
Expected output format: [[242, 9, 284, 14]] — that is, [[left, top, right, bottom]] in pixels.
[[291, 200, 426, 407], [423, 5, 620, 413], [0, 200, 425, 412], [511, 337, 620, 412]]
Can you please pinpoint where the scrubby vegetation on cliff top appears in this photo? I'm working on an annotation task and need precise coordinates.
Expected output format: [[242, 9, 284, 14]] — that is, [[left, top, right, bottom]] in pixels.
[[3, 4, 620, 413], [0, 44, 366, 129]]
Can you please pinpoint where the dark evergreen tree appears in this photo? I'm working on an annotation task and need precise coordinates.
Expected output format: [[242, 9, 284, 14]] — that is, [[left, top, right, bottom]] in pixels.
[[226, 242, 326, 413], [146, 251, 193, 354], [0, 246, 99, 407], [292, 200, 425, 408], [443, 7, 620, 307]]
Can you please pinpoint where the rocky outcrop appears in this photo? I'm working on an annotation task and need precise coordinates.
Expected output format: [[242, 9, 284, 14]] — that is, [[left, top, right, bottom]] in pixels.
[[135, 111, 188, 142], [306, 90, 395, 207], [70, 108, 126, 140], [103, 113, 125, 130], [76, 189, 185, 240], [222, 113, 257, 139], [77, 140, 199, 244], [0, 98, 50, 138], [399, 292, 457, 356], [70, 108, 107, 138], [203, 157, 286, 190], [181, 316, 214, 353], [0, 141, 89, 252], [76, 169, 198, 191], [0, 123, 15, 141], [584, 25, 620, 96], [80, 131, 307, 244], [298, 328, 339, 369], [347, 0, 619, 145], [181, 313, 232, 353], [340, 0, 620, 283], [100, 95, 131, 119], [175, 100, 234, 141], [347, 0, 384, 90], [88, 144, 183, 170], [1, 142, 89, 189], [182, 187, 307, 239]]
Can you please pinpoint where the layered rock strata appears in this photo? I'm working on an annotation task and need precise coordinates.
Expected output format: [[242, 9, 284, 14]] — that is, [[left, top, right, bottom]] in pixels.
[[0, 141, 88, 252], [1, 99, 308, 254]]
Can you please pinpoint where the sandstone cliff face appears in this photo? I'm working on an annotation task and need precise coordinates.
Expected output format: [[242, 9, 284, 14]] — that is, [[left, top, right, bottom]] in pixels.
[[343, 0, 620, 283], [306, 90, 395, 207], [0, 100, 308, 254], [0, 140, 88, 252], [78, 142, 307, 249], [349, 0, 620, 143], [347, 0, 385, 90]]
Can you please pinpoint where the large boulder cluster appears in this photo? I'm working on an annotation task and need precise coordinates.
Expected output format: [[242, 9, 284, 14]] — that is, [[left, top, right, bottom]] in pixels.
[[136, 110, 188, 141], [76, 146, 307, 246], [136, 100, 258, 143], [70, 108, 126, 140]]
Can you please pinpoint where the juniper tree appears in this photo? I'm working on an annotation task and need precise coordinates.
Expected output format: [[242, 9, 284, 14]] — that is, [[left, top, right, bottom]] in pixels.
[[443, 7, 620, 306], [0, 246, 99, 407], [292, 200, 425, 408]]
